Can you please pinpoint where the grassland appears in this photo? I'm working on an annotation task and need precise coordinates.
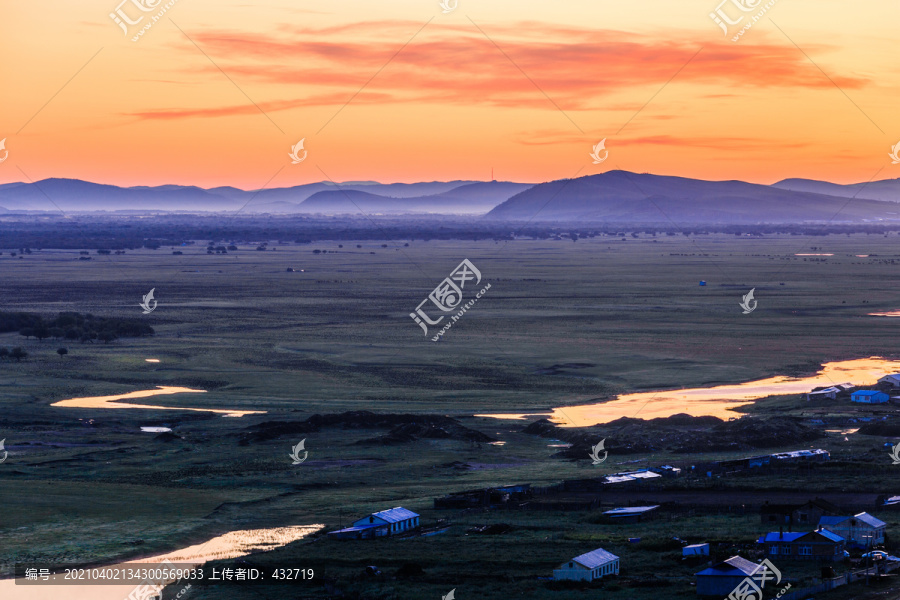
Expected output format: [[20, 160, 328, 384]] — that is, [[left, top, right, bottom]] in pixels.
[[2, 231, 900, 598]]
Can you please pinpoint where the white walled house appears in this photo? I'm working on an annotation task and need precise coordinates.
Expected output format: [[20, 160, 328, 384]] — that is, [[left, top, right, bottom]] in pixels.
[[683, 543, 710, 557], [879, 374, 900, 388], [819, 512, 887, 547], [553, 548, 619, 581]]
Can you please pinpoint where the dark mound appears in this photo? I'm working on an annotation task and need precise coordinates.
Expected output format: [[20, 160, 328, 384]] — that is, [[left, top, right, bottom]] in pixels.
[[240, 410, 494, 444], [857, 422, 900, 436], [523, 414, 824, 459], [394, 563, 425, 578]]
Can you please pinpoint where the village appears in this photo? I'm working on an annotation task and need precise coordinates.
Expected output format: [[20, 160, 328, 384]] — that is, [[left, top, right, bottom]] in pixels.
[[318, 452, 896, 598], [301, 373, 900, 599]]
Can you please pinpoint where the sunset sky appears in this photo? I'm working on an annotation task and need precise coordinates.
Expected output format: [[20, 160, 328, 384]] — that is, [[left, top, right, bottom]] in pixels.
[[2, 0, 900, 188]]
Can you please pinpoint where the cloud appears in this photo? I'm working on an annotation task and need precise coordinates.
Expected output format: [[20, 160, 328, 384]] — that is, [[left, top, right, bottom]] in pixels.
[[129, 21, 869, 121], [514, 131, 811, 151]]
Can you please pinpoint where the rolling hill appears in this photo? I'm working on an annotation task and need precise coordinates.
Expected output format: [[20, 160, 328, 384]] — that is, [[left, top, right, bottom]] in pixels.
[[773, 177, 900, 202], [297, 181, 533, 214], [485, 171, 900, 223]]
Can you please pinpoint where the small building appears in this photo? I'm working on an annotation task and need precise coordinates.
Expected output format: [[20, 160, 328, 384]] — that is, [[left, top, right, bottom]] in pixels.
[[818, 512, 887, 548], [807, 386, 841, 401], [758, 530, 845, 562], [879, 374, 900, 388], [793, 498, 842, 526], [761, 502, 796, 525], [770, 449, 830, 462], [695, 556, 762, 597], [328, 507, 420, 540], [882, 495, 900, 508], [683, 543, 710, 557], [553, 548, 619, 581], [851, 390, 890, 404], [652, 465, 682, 478], [602, 505, 660, 523], [602, 469, 662, 485]]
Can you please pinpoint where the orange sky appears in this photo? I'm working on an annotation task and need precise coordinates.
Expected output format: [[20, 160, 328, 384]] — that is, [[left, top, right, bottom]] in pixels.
[[2, 0, 899, 188]]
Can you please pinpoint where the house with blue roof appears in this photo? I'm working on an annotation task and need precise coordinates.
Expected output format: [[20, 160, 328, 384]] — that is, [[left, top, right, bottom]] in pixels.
[[553, 547, 619, 581], [819, 512, 887, 548], [695, 556, 762, 597], [758, 529, 845, 562], [851, 390, 889, 404], [327, 507, 420, 540]]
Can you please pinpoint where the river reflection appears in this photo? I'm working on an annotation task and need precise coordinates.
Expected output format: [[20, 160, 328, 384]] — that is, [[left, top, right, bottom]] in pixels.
[[477, 357, 900, 427], [2, 525, 323, 600], [51, 386, 264, 417]]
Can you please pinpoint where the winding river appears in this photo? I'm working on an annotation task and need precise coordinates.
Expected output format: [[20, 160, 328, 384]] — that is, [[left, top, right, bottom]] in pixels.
[[478, 357, 900, 427], [50, 386, 264, 417]]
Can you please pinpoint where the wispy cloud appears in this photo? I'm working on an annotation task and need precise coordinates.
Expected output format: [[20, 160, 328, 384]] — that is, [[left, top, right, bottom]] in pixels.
[[126, 22, 868, 121]]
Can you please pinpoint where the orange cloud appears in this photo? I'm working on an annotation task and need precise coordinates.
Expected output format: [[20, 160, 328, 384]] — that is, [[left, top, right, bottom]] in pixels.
[[122, 22, 868, 121]]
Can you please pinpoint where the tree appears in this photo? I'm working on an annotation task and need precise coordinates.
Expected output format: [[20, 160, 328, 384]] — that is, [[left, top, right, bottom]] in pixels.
[[0, 348, 8, 359], [99, 332, 118, 344], [19, 327, 35, 339], [10, 347, 27, 361], [57, 347, 68, 357]]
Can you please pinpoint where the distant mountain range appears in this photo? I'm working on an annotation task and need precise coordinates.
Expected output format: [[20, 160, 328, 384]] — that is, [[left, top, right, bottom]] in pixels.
[[3, 172, 900, 224], [772, 177, 900, 202], [486, 171, 900, 223], [0, 179, 525, 215], [298, 182, 532, 214]]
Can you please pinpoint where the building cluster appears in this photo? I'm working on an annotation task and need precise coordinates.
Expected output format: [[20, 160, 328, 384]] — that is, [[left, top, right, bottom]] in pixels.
[[806, 373, 900, 404], [327, 496, 890, 595], [696, 448, 829, 477]]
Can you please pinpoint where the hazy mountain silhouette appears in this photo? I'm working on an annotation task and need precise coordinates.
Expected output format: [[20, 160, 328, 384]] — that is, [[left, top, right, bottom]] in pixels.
[[0, 179, 487, 213], [3, 173, 900, 223], [773, 177, 900, 202], [486, 171, 900, 223], [298, 181, 533, 214]]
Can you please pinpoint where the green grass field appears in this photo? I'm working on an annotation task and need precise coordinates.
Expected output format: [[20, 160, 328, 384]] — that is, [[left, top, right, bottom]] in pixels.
[[2, 233, 900, 598]]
